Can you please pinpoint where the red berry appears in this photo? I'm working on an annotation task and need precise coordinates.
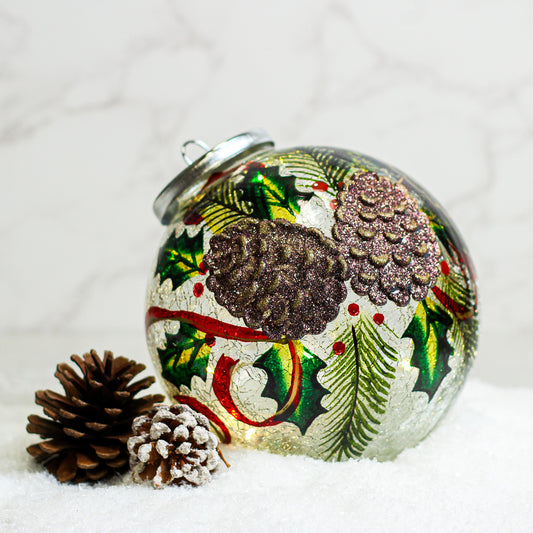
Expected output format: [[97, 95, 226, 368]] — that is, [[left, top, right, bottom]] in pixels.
[[373, 313, 384, 325], [205, 336, 216, 347], [184, 211, 203, 225], [332, 341, 346, 355], [441, 260, 450, 276], [330, 199, 338, 210], [199, 261, 207, 275], [348, 303, 360, 316], [193, 282, 204, 298], [338, 182, 344, 189], [312, 181, 329, 192]]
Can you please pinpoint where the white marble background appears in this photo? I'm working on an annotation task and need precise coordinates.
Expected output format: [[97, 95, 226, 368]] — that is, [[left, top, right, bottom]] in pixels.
[[1, 0, 532, 386]]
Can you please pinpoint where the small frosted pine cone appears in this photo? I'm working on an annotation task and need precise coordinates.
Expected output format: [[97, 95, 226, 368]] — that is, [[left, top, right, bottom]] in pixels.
[[204, 218, 349, 340], [26, 350, 164, 483], [128, 404, 220, 488], [332, 171, 440, 306]]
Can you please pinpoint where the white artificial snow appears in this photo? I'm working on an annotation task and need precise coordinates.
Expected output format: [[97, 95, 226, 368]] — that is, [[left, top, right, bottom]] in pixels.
[[155, 440, 170, 459], [177, 442, 192, 456], [1, 337, 532, 532], [150, 422, 171, 441], [136, 443, 153, 464], [173, 425, 189, 441], [192, 426, 210, 445]]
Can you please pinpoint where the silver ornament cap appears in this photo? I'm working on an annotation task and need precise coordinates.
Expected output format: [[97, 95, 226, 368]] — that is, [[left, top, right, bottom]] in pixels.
[[153, 129, 274, 224]]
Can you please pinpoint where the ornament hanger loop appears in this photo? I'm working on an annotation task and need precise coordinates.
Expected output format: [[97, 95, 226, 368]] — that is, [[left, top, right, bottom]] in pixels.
[[181, 139, 211, 166], [155, 129, 274, 225]]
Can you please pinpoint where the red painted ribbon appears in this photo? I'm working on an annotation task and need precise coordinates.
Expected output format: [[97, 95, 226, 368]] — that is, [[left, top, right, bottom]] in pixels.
[[212, 341, 302, 427], [146, 306, 271, 342], [174, 394, 232, 444], [431, 287, 474, 320]]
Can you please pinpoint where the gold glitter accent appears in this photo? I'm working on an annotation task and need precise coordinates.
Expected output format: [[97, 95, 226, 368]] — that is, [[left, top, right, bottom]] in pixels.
[[393, 253, 412, 266], [357, 227, 376, 240], [350, 247, 367, 259], [304, 249, 315, 267], [385, 232, 402, 244], [359, 271, 378, 284], [414, 244, 429, 257], [280, 244, 291, 261], [378, 210, 394, 221], [402, 219, 418, 232], [359, 192, 377, 206], [359, 211, 377, 222], [370, 254, 390, 267], [413, 272, 430, 285]]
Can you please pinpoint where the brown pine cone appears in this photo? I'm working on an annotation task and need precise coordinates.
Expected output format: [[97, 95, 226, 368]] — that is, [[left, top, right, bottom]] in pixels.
[[127, 404, 220, 488], [204, 217, 349, 340], [26, 350, 165, 483], [332, 171, 440, 306]]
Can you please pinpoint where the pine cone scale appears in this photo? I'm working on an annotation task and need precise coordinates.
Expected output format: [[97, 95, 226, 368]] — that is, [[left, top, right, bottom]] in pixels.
[[27, 443, 46, 459], [39, 439, 71, 453], [63, 427, 86, 438], [76, 452, 99, 469], [54, 371, 84, 398], [91, 443, 121, 459], [56, 453, 77, 482], [27, 414, 61, 436], [126, 377, 157, 394], [86, 468, 107, 482], [104, 407, 122, 417]]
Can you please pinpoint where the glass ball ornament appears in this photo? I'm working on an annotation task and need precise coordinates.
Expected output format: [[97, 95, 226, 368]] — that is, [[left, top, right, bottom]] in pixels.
[[146, 130, 479, 461]]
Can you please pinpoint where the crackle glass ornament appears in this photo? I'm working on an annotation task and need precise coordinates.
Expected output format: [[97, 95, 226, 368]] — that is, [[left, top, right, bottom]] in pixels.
[[146, 130, 479, 461]]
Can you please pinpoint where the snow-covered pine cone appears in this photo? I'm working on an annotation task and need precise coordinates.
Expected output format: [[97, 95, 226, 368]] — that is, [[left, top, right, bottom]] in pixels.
[[332, 171, 440, 306], [127, 404, 220, 489], [204, 218, 349, 340]]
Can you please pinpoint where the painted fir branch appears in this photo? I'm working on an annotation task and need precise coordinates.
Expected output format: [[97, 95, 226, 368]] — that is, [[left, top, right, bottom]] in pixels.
[[321, 313, 399, 460], [197, 179, 254, 234], [278, 148, 354, 194]]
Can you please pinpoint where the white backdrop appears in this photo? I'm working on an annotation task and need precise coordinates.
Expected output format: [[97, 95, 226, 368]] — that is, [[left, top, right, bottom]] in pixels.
[[1, 0, 532, 386]]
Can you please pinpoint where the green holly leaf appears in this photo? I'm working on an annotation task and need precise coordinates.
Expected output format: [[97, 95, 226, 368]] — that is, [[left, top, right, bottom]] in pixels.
[[254, 341, 329, 435], [240, 164, 313, 222], [402, 299, 454, 401], [156, 228, 204, 290], [158, 324, 213, 390]]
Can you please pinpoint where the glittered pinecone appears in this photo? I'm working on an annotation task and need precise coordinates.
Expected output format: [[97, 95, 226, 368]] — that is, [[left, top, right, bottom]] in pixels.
[[332, 171, 440, 306], [204, 218, 349, 339], [26, 350, 165, 483], [128, 404, 220, 488]]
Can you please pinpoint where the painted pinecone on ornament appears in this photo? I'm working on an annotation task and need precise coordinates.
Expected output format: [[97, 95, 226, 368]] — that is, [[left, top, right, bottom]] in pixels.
[[128, 404, 220, 488], [204, 217, 349, 340], [332, 171, 440, 306]]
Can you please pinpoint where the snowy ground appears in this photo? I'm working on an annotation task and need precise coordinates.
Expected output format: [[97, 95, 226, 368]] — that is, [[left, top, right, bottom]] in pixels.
[[1, 335, 532, 533]]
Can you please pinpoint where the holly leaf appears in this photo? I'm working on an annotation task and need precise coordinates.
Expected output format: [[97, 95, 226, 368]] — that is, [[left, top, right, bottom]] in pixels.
[[158, 324, 213, 390], [402, 300, 454, 400], [156, 228, 205, 290], [253, 341, 329, 435], [239, 164, 313, 222]]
